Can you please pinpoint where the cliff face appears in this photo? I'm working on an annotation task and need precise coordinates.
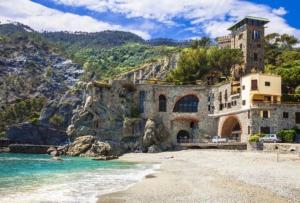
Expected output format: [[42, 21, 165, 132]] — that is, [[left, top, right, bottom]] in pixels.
[[0, 35, 82, 106], [65, 80, 173, 154], [117, 53, 179, 82]]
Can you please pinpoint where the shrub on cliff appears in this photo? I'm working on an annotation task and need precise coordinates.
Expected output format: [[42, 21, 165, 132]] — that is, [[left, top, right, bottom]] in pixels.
[[49, 114, 64, 126], [277, 130, 296, 143]]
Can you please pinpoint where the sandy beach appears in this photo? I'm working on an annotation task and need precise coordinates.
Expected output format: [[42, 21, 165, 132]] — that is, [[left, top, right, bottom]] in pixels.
[[98, 150, 300, 203]]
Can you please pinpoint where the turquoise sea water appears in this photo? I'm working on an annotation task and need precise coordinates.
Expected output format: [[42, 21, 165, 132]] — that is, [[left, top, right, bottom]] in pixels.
[[0, 153, 157, 203]]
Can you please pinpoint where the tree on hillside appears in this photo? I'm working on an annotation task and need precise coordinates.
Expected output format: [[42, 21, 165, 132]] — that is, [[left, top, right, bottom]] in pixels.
[[189, 37, 212, 49], [166, 48, 210, 83], [208, 47, 243, 78], [166, 47, 243, 83], [264, 33, 300, 93], [265, 33, 299, 65]]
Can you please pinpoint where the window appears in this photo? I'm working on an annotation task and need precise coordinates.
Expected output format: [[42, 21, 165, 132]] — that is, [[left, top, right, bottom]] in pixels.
[[251, 79, 258, 90], [225, 90, 228, 101], [239, 34, 243, 40], [242, 100, 246, 105], [252, 30, 261, 40], [207, 96, 210, 102], [190, 122, 195, 129], [208, 105, 211, 111], [260, 126, 270, 134], [283, 112, 289, 119], [139, 91, 146, 113], [219, 104, 223, 111], [265, 81, 270, 86], [248, 126, 251, 135], [257, 44, 261, 48], [242, 85, 245, 90], [248, 110, 250, 119], [173, 95, 199, 113], [239, 44, 243, 49], [262, 110, 269, 118], [254, 53, 258, 61], [219, 92, 222, 102], [296, 112, 300, 124], [158, 95, 167, 112]]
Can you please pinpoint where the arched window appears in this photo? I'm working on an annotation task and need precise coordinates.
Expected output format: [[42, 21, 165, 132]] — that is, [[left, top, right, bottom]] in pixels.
[[159, 95, 167, 112], [173, 95, 199, 112]]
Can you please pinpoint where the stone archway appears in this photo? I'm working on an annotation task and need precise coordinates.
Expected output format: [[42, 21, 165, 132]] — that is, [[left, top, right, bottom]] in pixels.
[[177, 130, 190, 143], [220, 116, 242, 142]]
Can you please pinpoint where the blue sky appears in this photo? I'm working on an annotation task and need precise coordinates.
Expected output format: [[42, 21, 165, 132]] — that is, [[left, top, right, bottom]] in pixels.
[[0, 0, 299, 40]]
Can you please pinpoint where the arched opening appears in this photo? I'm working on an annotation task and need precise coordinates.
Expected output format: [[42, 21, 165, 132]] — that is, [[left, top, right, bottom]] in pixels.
[[158, 95, 167, 112], [177, 130, 190, 143], [173, 95, 199, 113], [221, 116, 242, 142]]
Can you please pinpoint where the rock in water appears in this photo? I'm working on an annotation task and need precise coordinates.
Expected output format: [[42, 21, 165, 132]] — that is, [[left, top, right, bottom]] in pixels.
[[66, 135, 113, 157], [84, 141, 111, 157], [92, 155, 119, 161], [66, 135, 95, 156]]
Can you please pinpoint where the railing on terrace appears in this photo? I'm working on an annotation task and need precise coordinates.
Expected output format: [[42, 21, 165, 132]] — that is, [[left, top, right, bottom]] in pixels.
[[252, 100, 300, 107], [177, 139, 240, 144]]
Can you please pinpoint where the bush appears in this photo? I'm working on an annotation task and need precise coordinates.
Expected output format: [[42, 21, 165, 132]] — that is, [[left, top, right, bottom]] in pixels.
[[282, 94, 300, 102], [248, 133, 262, 143], [277, 130, 296, 143], [130, 106, 140, 118], [248, 135, 260, 143], [30, 117, 39, 125], [49, 114, 64, 126]]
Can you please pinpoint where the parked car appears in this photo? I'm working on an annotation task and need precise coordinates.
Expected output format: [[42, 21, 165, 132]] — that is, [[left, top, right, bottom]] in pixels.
[[211, 136, 227, 143], [259, 134, 281, 143]]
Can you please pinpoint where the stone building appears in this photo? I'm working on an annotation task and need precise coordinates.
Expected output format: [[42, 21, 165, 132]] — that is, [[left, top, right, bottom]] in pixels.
[[134, 73, 300, 144], [216, 16, 269, 76], [73, 16, 300, 147]]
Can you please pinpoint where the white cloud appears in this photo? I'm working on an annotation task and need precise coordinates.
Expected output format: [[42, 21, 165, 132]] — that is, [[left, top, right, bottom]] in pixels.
[[51, 0, 300, 39], [272, 7, 287, 16], [0, 0, 150, 39]]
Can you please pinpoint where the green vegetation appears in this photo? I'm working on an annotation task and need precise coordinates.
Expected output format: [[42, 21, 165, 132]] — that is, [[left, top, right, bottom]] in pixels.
[[73, 44, 178, 80], [278, 129, 296, 143], [264, 33, 300, 93], [130, 106, 140, 118], [277, 129, 296, 143], [49, 114, 65, 126], [0, 97, 46, 133], [281, 94, 300, 103], [167, 47, 243, 83], [248, 133, 262, 143]]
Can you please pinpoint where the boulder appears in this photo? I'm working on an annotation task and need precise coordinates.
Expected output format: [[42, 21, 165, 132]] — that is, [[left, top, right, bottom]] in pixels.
[[148, 145, 162, 153], [66, 135, 95, 156], [142, 119, 158, 148], [66, 135, 114, 157], [47, 146, 56, 154], [92, 155, 119, 161], [83, 141, 111, 157], [50, 150, 59, 157]]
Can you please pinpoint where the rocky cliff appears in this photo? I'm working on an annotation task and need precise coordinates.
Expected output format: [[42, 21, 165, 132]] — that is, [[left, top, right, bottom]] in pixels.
[[117, 53, 178, 82]]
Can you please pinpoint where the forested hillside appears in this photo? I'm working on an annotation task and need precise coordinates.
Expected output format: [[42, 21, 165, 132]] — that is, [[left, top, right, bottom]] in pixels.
[[42, 31, 180, 80]]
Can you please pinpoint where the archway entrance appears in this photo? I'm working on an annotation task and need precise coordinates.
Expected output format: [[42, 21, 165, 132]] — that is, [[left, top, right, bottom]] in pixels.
[[177, 130, 190, 143], [221, 116, 242, 142]]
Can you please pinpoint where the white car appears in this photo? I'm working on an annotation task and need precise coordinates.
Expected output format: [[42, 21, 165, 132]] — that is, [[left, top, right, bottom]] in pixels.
[[259, 134, 281, 143], [212, 136, 227, 143]]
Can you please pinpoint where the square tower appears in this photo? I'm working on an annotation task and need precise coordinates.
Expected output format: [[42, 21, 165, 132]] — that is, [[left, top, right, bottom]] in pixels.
[[228, 16, 269, 75]]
